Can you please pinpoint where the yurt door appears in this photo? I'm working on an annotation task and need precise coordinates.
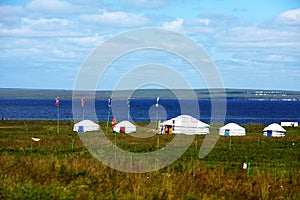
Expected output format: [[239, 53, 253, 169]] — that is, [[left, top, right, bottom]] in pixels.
[[120, 127, 125, 134], [78, 126, 84, 133], [169, 127, 173, 134], [225, 129, 230, 136], [267, 130, 272, 137]]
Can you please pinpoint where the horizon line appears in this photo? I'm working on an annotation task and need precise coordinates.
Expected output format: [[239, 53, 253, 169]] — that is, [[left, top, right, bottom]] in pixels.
[[1, 87, 300, 92]]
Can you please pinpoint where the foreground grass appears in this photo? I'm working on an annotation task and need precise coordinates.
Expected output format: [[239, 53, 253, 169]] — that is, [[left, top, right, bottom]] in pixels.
[[0, 120, 299, 199]]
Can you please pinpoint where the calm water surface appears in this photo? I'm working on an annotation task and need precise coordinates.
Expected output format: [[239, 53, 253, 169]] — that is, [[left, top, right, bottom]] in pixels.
[[0, 98, 299, 125]]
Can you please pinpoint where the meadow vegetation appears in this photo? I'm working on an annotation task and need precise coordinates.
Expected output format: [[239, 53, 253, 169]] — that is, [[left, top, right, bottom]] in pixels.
[[0, 120, 299, 199]]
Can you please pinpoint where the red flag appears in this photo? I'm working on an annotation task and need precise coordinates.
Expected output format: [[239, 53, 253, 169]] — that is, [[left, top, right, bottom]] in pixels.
[[55, 97, 59, 106], [112, 118, 117, 128], [81, 97, 85, 107]]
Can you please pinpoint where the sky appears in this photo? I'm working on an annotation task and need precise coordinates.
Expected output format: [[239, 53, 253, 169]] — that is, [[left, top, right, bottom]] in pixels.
[[0, 0, 300, 91]]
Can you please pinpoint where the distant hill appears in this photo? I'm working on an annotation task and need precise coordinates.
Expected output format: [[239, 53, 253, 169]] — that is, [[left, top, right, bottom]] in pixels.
[[0, 88, 299, 100]]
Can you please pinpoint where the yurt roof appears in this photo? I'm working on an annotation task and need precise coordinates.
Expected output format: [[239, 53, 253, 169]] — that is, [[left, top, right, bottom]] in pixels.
[[263, 123, 286, 132], [220, 123, 245, 130], [175, 115, 199, 122], [116, 120, 136, 127], [162, 115, 209, 127], [75, 120, 99, 126]]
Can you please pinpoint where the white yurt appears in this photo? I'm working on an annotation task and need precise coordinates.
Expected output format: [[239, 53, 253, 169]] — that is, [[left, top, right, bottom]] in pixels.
[[160, 115, 209, 135], [73, 120, 100, 132], [114, 120, 136, 134], [263, 123, 286, 137], [219, 123, 246, 136]]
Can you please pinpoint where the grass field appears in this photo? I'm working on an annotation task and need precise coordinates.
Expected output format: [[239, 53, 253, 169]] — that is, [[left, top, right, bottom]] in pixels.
[[0, 120, 299, 199]]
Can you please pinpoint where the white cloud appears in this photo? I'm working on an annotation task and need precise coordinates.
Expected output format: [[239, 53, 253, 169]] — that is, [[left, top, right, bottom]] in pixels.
[[265, 54, 297, 63], [162, 18, 184, 32], [52, 48, 77, 59], [64, 36, 104, 47], [80, 10, 150, 27], [197, 18, 210, 26], [278, 8, 300, 25], [21, 18, 69, 26], [26, 0, 78, 14], [1, 16, 80, 37], [0, 1, 299, 90], [0, 26, 33, 36], [0, 5, 24, 16], [0, 25, 82, 37], [121, 0, 169, 9], [182, 14, 241, 35], [216, 26, 300, 48], [0, 6, 25, 24]]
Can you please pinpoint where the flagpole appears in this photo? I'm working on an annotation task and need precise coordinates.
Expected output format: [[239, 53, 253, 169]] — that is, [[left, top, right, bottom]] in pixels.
[[57, 105, 59, 133], [82, 97, 85, 120], [83, 106, 84, 120], [128, 106, 129, 121], [106, 98, 111, 134], [156, 97, 159, 130], [127, 98, 130, 121], [55, 97, 60, 133], [106, 107, 111, 134]]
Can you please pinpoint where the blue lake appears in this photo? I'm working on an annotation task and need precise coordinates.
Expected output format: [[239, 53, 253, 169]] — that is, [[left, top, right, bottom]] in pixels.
[[0, 98, 299, 125]]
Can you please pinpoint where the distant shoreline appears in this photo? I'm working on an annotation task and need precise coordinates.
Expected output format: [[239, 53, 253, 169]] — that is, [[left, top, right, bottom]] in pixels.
[[1, 88, 300, 100]]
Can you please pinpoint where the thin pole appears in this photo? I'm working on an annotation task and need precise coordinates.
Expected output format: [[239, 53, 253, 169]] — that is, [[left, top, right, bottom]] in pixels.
[[57, 106, 59, 133], [55, 97, 60, 133], [106, 107, 111, 134], [156, 97, 159, 130], [106, 98, 111, 134], [128, 106, 130, 121], [156, 106, 159, 130], [82, 97, 85, 120], [127, 98, 130, 121], [82, 106, 85, 120]]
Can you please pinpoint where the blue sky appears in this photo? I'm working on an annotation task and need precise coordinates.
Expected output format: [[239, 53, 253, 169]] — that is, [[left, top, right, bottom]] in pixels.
[[0, 0, 300, 90]]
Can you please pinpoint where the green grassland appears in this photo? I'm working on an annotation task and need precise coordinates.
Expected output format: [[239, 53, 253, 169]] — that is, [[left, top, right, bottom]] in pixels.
[[0, 120, 299, 199]]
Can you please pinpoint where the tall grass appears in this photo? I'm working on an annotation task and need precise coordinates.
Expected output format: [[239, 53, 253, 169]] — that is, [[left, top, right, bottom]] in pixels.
[[0, 120, 299, 199]]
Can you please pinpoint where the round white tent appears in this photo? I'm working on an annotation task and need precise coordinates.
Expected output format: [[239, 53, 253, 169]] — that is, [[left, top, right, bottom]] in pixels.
[[73, 120, 100, 132], [114, 120, 136, 134], [219, 123, 246, 136], [263, 123, 286, 137], [160, 115, 209, 135]]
